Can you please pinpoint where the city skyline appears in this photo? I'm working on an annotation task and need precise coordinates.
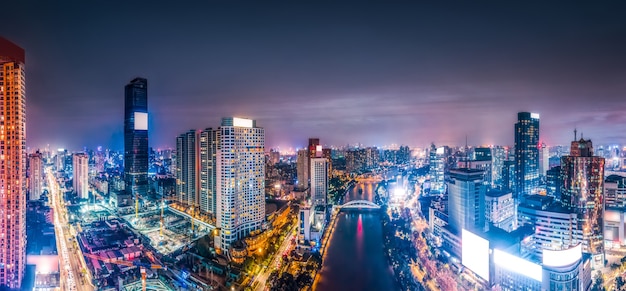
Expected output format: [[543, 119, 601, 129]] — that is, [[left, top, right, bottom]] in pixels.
[[1, 2, 626, 150]]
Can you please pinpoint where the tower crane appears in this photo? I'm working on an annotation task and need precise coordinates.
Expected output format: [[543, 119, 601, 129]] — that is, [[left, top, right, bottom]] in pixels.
[[84, 253, 167, 291]]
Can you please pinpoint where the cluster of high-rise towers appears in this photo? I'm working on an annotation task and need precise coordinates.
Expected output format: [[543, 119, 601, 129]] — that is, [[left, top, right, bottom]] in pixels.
[[123, 78, 266, 255]]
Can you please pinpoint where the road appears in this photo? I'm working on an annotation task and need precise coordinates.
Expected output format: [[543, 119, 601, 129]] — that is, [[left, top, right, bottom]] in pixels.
[[253, 226, 296, 291], [46, 168, 94, 291]]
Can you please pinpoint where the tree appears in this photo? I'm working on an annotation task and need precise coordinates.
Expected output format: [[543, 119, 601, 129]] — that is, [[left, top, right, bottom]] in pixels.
[[591, 271, 605, 291]]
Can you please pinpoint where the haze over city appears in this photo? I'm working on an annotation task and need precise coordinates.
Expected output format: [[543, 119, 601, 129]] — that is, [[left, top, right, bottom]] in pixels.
[[1, 1, 626, 150]]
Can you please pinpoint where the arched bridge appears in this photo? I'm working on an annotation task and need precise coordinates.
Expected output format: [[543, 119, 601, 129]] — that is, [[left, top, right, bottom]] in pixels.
[[338, 200, 381, 210]]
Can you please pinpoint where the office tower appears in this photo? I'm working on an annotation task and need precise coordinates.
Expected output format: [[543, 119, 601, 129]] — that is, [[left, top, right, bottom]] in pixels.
[[605, 175, 626, 208], [28, 152, 44, 201], [296, 149, 309, 189], [502, 160, 515, 191], [447, 168, 486, 232], [0, 37, 26, 289], [429, 144, 445, 194], [539, 142, 549, 178], [124, 78, 149, 201], [491, 146, 506, 188], [215, 117, 265, 254], [546, 166, 561, 201], [310, 158, 328, 206], [176, 130, 197, 206], [72, 153, 89, 200], [471, 147, 492, 187], [55, 149, 65, 171], [560, 138, 605, 267], [306, 138, 333, 183], [514, 112, 540, 198], [485, 190, 515, 231], [199, 128, 218, 215]]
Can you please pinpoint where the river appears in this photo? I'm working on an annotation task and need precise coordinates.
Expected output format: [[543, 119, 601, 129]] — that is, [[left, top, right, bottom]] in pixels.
[[313, 181, 397, 291]]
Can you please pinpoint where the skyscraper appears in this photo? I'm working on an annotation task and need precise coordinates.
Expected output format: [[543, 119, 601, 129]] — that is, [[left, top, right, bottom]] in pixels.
[[560, 138, 605, 267], [215, 117, 265, 254], [176, 130, 197, 207], [199, 128, 218, 215], [310, 157, 328, 206], [296, 149, 309, 189], [28, 151, 44, 201], [0, 37, 26, 289], [124, 78, 149, 202], [514, 112, 540, 198], [73, 153, 89, 200], [447, 168, 486, 232], [429, 144, 445, 194], [539, 142, 549, 178]]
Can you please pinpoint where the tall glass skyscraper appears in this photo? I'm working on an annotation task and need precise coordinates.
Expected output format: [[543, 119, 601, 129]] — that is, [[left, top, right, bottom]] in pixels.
[[0, 37, 26, 289], [176, 130, 197, 206], [215, 117, 265, 254], [124, 78, 149, 202], [514, 112, 540, 198], [561, 138, 605, 268]]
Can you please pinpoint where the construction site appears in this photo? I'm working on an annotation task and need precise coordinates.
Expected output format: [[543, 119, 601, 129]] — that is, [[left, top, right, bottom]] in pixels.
[[122, 202, 213, 255]]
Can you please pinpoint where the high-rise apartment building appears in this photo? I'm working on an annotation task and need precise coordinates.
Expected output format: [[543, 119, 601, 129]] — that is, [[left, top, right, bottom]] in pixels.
[[447, 168, 486, 232], [429, 144, 445, 194], [546, 166, 561, 202], [0, 37, 26, 288], [310, 158, 328, 206], [539, 142, 549, 178], [124, 78, 149, 201], [73, 153, 89, 200], [560, 138, 605, 267], [514, 112, 540, 198], [176, 130, 197, 206], [199, 128, 218, 215], [296, 149, 309, 189], [491, 146, 507, 188], [215, 117, 265, 254], [28, 151, 44, 201]]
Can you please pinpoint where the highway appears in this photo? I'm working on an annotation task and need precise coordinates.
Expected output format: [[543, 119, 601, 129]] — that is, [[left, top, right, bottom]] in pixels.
[[46, 168, 94, 291], [253, 226, 296, 291]]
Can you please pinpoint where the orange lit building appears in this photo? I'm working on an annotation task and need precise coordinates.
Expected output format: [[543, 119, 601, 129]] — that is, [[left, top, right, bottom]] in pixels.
[[0, 37, 26, 289]]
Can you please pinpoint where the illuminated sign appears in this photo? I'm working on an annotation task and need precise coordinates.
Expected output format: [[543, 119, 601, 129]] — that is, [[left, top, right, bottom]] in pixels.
[[542, 244, 582, 267], [233, 117, 253, 128], [493, 249, 543, 282], [462, 229, 490, 281], [436, 147, 444, 155], [134, 112, 148, 130], [531, 113, 540, 119]]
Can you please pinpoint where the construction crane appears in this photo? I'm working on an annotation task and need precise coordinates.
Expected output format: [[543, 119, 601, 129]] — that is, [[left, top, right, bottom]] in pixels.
[[84, 253, 167, 291]]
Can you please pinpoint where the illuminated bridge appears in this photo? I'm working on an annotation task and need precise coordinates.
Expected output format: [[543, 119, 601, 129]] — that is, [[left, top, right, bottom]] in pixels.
[[338, 200, 381, 210]]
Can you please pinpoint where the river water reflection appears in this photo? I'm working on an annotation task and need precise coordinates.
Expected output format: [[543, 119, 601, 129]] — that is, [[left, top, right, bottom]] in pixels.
[[313, 182, 397, 291]]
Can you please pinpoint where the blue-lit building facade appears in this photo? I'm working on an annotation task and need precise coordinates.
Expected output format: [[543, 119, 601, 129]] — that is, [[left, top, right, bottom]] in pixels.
[[514, 112, 540, 199], [124, 78, 149, 201]]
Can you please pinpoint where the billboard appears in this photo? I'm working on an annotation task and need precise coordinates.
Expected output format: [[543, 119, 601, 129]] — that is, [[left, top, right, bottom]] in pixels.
[[233, 117, 253, 128], [494, 249, 542, 282], [134, 112, 148, 130], [542, 244, 582, 267], [462, 229, 490, 281]]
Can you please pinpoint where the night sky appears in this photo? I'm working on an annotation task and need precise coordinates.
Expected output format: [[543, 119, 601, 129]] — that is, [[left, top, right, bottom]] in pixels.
[[1, 1, 626, 151]]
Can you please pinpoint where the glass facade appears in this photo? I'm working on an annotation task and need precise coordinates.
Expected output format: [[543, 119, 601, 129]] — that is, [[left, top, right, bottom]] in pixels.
[[515, 112, 540, 198], [124, 78, 149, 201]]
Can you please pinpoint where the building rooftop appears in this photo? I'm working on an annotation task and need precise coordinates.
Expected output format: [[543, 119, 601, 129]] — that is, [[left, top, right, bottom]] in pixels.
[[486, 189, 512, 198]]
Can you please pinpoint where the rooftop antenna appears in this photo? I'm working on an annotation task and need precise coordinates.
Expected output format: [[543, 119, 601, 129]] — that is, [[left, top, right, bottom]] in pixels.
[[574, 128, 577, 141]]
